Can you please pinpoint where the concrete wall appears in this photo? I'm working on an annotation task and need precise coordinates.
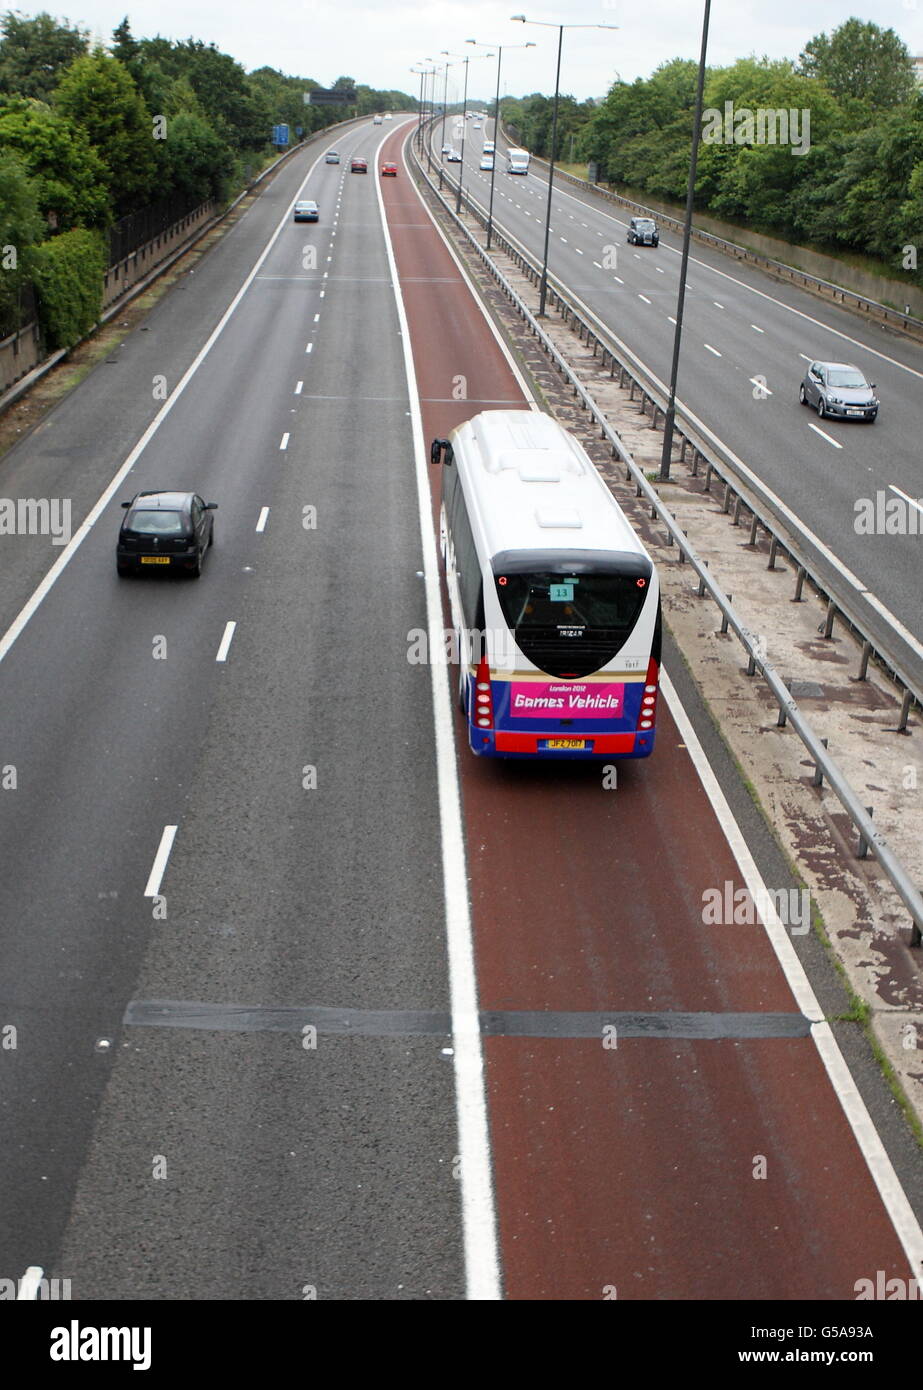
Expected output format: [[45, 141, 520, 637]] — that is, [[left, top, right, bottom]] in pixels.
[[102, 200, 215, 310], [0, 322, 42, 396]]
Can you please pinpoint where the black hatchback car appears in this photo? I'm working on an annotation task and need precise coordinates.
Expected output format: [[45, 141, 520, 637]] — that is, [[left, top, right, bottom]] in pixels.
[[627, 216, 659, 246], [117, 491, 216, 577]]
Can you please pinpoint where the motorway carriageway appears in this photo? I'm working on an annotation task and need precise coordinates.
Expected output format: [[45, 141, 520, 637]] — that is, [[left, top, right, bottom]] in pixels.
[[380, 120, 920, 1297], [0, 114, 917, 1304]]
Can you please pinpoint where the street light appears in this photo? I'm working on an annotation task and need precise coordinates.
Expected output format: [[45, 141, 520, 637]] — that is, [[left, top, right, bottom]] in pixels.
[[466, 38, 535, 252], [512, 14, 618, 316], [660, 0, 711, 480]]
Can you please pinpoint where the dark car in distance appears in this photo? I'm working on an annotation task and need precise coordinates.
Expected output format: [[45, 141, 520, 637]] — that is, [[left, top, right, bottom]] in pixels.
[[627, 216, 659, 246], [117, 491, 216, 577], [799, 361, 879, 421], [293, 199, 318, 222]]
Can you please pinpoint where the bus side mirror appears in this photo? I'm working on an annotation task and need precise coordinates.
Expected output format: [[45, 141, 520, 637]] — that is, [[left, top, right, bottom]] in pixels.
[[430, 438, 453, 466]]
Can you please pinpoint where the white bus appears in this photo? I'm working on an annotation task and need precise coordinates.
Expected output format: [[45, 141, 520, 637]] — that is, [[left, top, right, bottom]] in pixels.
[[507, 147, 530, 174], [430, 410, 661, 760]]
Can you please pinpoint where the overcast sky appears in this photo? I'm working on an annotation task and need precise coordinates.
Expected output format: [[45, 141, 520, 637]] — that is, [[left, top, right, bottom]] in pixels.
[[14, 0, 923, 103]]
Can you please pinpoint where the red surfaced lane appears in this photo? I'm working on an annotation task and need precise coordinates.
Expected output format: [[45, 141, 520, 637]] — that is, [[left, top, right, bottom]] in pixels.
[[379, 121, 912, 1299]]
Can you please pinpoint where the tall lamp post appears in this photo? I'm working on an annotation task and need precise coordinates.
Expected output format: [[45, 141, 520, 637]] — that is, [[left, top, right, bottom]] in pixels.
[[659, 0, 711, 480], [512, 15, 618, 316], [466, 38, 535, 251]]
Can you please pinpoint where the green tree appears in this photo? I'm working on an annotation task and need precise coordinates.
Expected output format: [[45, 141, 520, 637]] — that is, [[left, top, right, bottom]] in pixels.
[[160, 111, 235, 201], [797, 19, 916, 113], [30, 224, 105, 348], [0, 10, 88, 100], [0, 98, 110, 228], [0, 149, 43, 331], [53, 49, 155, 213]]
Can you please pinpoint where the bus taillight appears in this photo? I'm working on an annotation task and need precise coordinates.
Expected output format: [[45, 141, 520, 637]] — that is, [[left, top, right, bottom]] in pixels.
[[474, 656, 494, 728], [638, 656, 659, 730]]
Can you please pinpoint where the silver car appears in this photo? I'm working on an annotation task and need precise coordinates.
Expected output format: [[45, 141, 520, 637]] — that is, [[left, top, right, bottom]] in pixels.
[[799, 361, 878, 422]]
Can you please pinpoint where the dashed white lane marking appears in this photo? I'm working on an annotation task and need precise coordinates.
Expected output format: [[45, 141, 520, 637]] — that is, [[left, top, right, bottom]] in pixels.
[[255, 507, 269, 532], [215, 620, 237, 663], [144, 825, 178, 897], [808, 422, 843, 448]]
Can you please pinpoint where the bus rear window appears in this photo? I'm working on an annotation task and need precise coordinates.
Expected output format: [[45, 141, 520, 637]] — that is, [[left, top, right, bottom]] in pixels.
[[494, 571, 647, 633]]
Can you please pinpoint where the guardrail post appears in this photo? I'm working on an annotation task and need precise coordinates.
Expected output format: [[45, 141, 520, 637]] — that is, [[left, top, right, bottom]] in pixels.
[[732, 496, 743, 526], [697, 561, 709, 597], [719, 601, 732, 635], [777, 680, 790, 726], [857, 641, 871, 682], [794, 567, 806, 602], [823, 600, 836, 639], [812, 739, 828, 787], [768, 537, 780, 570], [723, 484, 733, 514], [897, 689, 913, 734], [678, 530, 687, 563], [857, 808, 873, 860], [651, 404, 660, 429], [703, 463, 712, 492], [748, 514, 759, 546]]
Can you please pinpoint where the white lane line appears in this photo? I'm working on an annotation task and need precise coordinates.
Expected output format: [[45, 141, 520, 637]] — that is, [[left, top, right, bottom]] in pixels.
[[319, 289, 325, 298], [662, 669, 923, 1281], [713, 301, 724, 309], [215, 620, 237, 663], [559, 236, 568, 243], [255, 507, 269, 532], [751, 324, 764, 333], [749, 377, 773, 395], [808, 422, 843, 448], [16, 1267, 44, 1300], [313, 313, 320, 323], [799, 352, 814, 362], [381, 130, 501, 1301], [592, 261, 602, 269], [613, 275, 623, 285], [0, 143, 335, 672], [305, 342, 313, 353], [638, 293, 651, 305], [280, 433, 290, 450], [889, 484, 923, 516], [704, 343, 722, 357], [655, 266, 664, 273], [295, 381, 303, 394], [144, 825, 177, 898], [574, 247, 584, 255], [667, 315, 677, 324]]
